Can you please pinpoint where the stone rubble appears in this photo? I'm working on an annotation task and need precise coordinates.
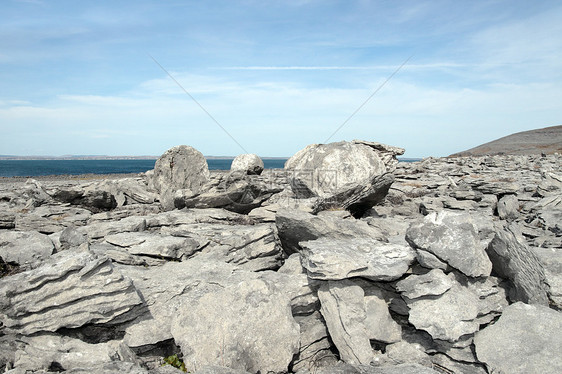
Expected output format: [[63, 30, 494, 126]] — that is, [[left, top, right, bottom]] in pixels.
[[0, 143, 561, 374]]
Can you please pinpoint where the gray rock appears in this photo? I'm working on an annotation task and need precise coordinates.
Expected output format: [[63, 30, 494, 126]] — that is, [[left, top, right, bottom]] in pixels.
[[0, 210, 16, 229], [230, 154, 264, 175], [51, 184, 117, 212], [292, 312, 338, 372], [80, 215, 147, 239], [12, 333, 138, 372], [497, 194, 519, 220], [430, 353, 488, 374], [405, 211, 492, 277], [380, 341, 432, 367], [194, 366, 251, 374], [405, 278, 480, 342], [170, 278, 299, 374], [532, 246, 562, 309], [300, 237, 414, 281], [474, 302, 562, 374], [364, 292, 401, 344], [105, 232, 200, 260], [0, 250, 143, 335], [162, 222, 283, 271], [0, 230, 54, 266], [395, 269, 453, 299], [150, 145, 210, 210], [15, 205, 91, 234], [318, 280, 373, 365], [276, 209, 385, 254], [486, 223, 549, 305], [285, 140, 403, 215], [176, 172, 284, 214], [59, 226, 88, 250]]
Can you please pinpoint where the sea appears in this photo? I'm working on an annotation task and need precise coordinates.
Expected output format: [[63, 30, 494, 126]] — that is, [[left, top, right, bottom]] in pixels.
[[0, 159, 288, 178], [0, 158, 420, 178]]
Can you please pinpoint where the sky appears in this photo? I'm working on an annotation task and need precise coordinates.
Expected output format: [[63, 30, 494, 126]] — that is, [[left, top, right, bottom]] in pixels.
[[0, 0, 561, 158]]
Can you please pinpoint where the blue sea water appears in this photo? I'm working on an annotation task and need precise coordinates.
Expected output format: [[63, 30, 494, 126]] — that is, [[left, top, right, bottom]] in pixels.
[[0, 159, 289, 177], [0, 158, 419, 178]]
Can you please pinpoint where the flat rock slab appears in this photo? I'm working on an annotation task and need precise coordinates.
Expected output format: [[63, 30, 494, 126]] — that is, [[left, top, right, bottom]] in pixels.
[[396, 269, 453, 299], [300, 237, 414, 281], [0, 230, 54, 266], [405, 278, 480, 342], [0, 250, 143, 335], [105, 232, 200, 260], [406, 211, 492, 277], [474, 302, 562, 374], [170, 278, 299, 374], [318, 280, 373, 365]]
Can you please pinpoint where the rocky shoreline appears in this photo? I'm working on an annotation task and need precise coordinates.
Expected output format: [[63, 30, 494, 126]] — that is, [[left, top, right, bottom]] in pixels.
[[1, 142, 561, 374]]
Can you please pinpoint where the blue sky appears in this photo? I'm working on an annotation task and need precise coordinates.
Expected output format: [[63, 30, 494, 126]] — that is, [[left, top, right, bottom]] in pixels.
[[1, 0, 561, 157]]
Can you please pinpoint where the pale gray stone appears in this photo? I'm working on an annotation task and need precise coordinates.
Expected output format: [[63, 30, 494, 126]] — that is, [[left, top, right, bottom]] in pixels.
[[405, 278, 480, 342], [405, 211, 492, 277], [176, 172, 284, 214], [105, 232, 200, 260], [170, 278, 299, 374], [292, 312, 338, 372], [149, 145, 210, 210], [162, 222, 283, 271], [318, 280, 373, 365], [0, 230, 54, 266], [230, 154, 264, 175], [486, 223, 549, 305], [285, 140, 403, 215], [474, 302, 562, 374], [59, 226, 88, 250], [12, 333, 138, 372], [395, 269, 453, 299], [300, 237, 414, 281], [0, 250, 143, 335], [497, 194, 519, 220], [276, 208, 386, 254], [364, 293, 401, 343]]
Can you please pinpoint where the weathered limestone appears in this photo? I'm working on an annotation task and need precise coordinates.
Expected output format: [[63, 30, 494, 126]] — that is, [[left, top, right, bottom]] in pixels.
[[300, 237, 414, 281], [230, 154, 264, 175], [474, 302, 562, 374], [0, 230, 54, 266], [285, 140, 403, 215], [405, 211, 492, 277], [150, 145, 210, 210], [318, 280, 373, 365], [486, 223, 549, 305], [170, 278, 300, 374], [0, 250, 143, 335]]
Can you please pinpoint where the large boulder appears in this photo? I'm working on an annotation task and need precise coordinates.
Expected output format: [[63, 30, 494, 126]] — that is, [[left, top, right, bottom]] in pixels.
[[284, 140, 404, 216], [230, 154, 264, 175], [474, 302, 562, 374], [405, 211, 492, 278], [150, 145, 210, 210]]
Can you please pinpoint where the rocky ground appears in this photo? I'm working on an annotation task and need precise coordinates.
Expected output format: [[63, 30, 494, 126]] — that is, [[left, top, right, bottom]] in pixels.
[[0, 143, 561, 374]]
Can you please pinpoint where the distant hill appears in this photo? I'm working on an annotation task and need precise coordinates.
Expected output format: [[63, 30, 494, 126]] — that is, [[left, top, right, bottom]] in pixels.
[[449, 125, 562, 157]]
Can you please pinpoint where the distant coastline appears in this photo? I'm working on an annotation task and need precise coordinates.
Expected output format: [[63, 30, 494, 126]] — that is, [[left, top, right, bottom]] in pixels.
[[0, 155, 290, 161]]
